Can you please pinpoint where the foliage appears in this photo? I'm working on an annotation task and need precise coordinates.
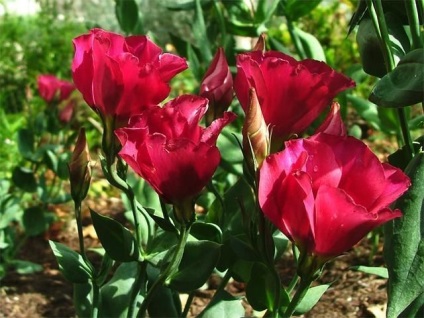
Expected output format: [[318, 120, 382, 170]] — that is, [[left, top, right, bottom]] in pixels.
[[0, 0, 423, 317]]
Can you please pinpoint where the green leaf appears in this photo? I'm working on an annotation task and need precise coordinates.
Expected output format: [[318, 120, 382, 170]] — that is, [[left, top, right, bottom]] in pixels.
[[207, 177, 253, 234], [147, 265, 182, 317], [198, 289, 244, 318], [280, 0, 322, 21], [99, 262, 141, 317], [10, 260, 43, 274], [384, 151, 424, 317], [23, 206, 51, 236], [370, 49, 424, 107], [347, 94, 382, 130], [73, 282, 93, 318], [388, 136, 423, 170], [168, 240, 221, 292], [49, 240, 92, 284], [161, 0, 212, 10], [12, 166, 37, 192], [273, 231, 289, 260], [351, 265, 388, 279], [293, 27, 326, 62], [193, 0, 212, 62], [190, 222, 222, 243], [17, 128, 34, 160], [255, 0, 280, 25], [295, 284, 330, 314], [90, 209, 139, 262], [115, 0, 139, 34], [245, 262, 279, 311]]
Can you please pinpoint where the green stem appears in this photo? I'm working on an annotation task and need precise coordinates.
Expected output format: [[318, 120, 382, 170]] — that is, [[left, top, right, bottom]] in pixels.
[[368, 0, 415, 158], [287, 275, 299, 295], [75, 201, 88, 262], [103, 160, 143, 254], [286, 19, 306, 59], [138, 223, 191, 317], [405, 0, 423, 49], [181, 292, 195, 318], [128, 262, 148, 318], [282, 278, 313, 318], [91, 281, 100, 318], [368, 0, 394, 69]]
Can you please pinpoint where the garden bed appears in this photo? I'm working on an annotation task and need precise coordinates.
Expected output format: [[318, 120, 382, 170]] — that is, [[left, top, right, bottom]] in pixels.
[[0, 198, 387, 318]]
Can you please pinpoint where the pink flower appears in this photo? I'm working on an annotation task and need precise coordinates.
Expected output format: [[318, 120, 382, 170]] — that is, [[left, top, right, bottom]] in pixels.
[[259, 133, 410, 258], [234, 51, 355, 141], [115, 95, 236, 205], [72, 28, 187, 123], [200, 48, 234, 124], [37, 74, 75, 103]]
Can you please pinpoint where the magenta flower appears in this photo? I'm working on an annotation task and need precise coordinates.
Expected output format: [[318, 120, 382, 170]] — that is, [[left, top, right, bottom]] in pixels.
[[72, 28, 188, 123], [37, 74, 75, 103], [234, 51, 355, 141], [259, 133, 410, 258], [115, 95, 236, 206]]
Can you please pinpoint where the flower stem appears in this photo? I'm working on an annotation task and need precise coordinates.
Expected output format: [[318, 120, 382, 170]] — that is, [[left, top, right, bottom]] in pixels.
[[181, 291, 195, 318], [128, 262, 147, 318], [286, 19, 306, 60], [138, 223, 191, 317], [102, 159, 144, 255], [91, 281, 100, 318], [282, 277, 312, 318], [404, 0, 423, 49], [75, 201, 88, 263], [368, 0, 415, 159]]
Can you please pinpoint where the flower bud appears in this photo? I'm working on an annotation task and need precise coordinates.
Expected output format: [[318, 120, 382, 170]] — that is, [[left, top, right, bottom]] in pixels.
[[69, 128, 91, 203], [242, 88, 270, 171], [253, 33, 266, 53], [200, 48, 234, 126]]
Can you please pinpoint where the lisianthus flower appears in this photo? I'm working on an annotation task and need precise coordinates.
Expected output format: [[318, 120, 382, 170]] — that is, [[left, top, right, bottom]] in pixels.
[[72, 28, 187, 124], [259, 133, 410, 259], [115, 95, 236, 220], [234, 51, 355, 144], [37, 74, 75, 103]]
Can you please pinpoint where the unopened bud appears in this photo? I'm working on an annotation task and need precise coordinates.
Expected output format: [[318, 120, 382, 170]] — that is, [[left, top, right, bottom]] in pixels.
[[253, 33, 266, 53], [243, 88, 270, 171], [69, 128, 91, 203], [200, 47, 234, 126]]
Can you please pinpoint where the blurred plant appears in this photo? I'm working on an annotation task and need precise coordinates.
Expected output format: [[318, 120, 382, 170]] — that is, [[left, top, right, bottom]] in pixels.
[[0, 74, 79, 280]]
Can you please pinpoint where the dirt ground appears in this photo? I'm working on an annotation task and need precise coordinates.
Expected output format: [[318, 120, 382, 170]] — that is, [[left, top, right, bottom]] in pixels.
[[0, 198, 388, 318]]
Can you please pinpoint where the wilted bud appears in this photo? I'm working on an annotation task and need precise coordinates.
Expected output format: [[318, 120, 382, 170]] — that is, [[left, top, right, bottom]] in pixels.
[[253, 33, 266, 53], [200, 47, 234, 126], [314, 102, 346, 136], [243, 88, 270, 171], [69, 128, 91, 203]]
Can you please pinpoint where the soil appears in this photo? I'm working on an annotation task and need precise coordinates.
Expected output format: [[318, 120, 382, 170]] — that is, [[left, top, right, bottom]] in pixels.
[[0, 198, 388, 318]]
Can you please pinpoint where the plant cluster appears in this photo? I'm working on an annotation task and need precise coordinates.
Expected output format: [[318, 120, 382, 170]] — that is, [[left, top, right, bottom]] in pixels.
[[0, 0, 423, 317]]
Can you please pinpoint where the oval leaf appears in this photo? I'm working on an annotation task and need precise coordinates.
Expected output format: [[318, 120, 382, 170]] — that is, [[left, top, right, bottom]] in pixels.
[[370, 49, 424, 107], [49, 240, 92, 284], [295, 284, 330, 314], [168, 240, 221, 292], [115, 0, 139, 34], [90, 209, 139, 262], [384, 151, 424, 317], [12, 166, 37, 192]]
